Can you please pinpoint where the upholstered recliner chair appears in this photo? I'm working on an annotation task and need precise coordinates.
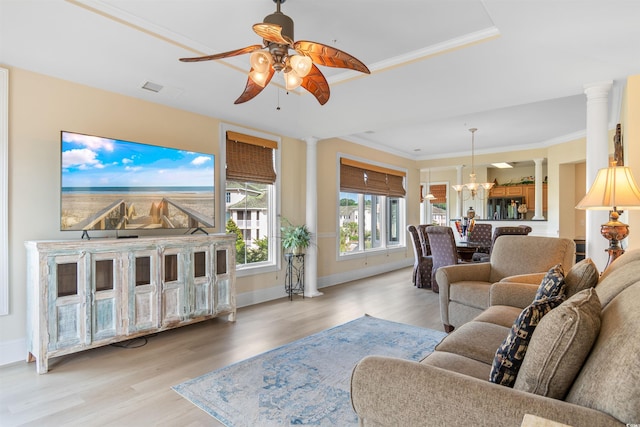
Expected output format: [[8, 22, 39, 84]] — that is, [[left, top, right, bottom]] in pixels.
[[436, 235, 575, 332]]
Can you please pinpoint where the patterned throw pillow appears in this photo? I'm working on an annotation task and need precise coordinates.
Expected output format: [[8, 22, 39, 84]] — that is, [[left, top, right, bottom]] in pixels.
[[514, 288, 601, 398], [489, 295, 565, 387], [534, 264, 566, 301]]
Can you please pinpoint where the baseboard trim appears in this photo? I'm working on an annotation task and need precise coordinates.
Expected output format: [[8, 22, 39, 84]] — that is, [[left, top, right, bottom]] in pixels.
[[0, 337, 26, 368]]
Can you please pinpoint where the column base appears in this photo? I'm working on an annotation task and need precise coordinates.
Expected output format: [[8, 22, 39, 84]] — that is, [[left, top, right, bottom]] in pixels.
[[532, 215, 546, 220], [304, 290, 324, 298]]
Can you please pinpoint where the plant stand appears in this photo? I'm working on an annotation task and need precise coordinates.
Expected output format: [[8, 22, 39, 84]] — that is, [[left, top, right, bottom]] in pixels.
[[284, 253, 305, 300]]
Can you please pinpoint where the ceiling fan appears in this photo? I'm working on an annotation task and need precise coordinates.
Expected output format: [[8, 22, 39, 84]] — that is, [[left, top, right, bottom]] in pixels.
[[179, 0, 370, 105]]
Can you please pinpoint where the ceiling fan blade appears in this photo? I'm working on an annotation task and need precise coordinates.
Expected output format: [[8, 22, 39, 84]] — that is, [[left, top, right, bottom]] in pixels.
[[179, 45, 263, 62], [253, 23, 293, 46], [294, 41, 370, 74], [301, 64, 330, 105], [234, 67, 276, 104]]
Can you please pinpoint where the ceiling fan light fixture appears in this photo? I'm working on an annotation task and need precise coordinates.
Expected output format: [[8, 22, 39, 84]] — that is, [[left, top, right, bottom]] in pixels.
[[179, 0, 370, 104], [284, 69, 303, 90], [249, 69, 270, 87], [289, 54, 312, 77], [249, 51, 273, 74]]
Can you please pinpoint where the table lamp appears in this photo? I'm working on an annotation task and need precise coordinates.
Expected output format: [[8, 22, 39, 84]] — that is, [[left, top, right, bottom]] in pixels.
[[576, 164, 640, 269]]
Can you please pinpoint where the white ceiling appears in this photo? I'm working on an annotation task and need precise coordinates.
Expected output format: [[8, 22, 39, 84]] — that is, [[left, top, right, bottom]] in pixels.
[[2, 0, 639, 162]]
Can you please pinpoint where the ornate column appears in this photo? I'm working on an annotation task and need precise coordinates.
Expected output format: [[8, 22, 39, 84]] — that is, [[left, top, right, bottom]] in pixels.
[[583, 81, 613, 271], [303, 137, 322, 297], [532, 158, 545, 220]]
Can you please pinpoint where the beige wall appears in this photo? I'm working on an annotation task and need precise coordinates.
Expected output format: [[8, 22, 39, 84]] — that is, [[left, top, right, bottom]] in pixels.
[[622, 75, 640, 250], [573, 162, 587, 239], [315, 138, 418, 278]]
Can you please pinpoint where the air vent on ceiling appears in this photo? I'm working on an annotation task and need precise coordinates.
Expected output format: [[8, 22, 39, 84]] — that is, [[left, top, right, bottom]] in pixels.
[[141, 81, 163, 93]]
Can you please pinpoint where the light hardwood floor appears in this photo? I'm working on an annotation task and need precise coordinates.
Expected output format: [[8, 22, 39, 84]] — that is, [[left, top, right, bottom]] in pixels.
[[0, 267, 442, 426]]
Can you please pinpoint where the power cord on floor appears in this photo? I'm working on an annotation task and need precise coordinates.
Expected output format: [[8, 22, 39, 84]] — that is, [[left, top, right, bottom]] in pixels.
[[110, 333, 157, 349]]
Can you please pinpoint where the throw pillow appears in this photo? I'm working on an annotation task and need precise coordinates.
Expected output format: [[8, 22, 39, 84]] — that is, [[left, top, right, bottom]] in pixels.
[[564, 258, 599, 298], [489, 294, 565, 387], [514, 288, 601, 399], [534, 264, 566, 301]]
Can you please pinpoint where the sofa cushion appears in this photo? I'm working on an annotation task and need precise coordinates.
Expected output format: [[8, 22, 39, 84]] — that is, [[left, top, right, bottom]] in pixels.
[[436, 321, 510, 365], [421, 351, 492, 380], [473, 305, 522, 328], [514, 288, 601, 399], [489, 295, 565, 387], [534, 264, 565, 301], [564, 258, 599, 298]]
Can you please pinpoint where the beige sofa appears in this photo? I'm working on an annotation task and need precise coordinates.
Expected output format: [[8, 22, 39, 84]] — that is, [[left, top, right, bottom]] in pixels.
[[437, 235, 576, 332], [351, 249, 640, 426]]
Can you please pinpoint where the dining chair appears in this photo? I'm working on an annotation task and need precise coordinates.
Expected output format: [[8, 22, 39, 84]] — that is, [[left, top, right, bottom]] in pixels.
[[425, 226, 462, 293], [407, 225, 433, 289], [468, 223, 492, 262], [417, 224, 433, 256], [474, 225, 533, 262]]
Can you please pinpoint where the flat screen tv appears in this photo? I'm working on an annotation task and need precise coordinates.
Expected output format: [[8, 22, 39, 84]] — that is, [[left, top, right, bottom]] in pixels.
[[61, 131, 215, 234]]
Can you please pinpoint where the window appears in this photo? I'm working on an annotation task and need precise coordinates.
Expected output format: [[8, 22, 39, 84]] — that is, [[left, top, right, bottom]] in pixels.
[[422, 183, 448, 226], [222, 128, 279, 270], [338, 157, 406, 256]]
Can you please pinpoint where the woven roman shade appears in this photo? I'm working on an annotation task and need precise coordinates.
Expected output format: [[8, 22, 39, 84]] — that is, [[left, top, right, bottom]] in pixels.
[[340, 158, 406, 197], [429, 184, 447, 204], [226, 131, 277, 184]]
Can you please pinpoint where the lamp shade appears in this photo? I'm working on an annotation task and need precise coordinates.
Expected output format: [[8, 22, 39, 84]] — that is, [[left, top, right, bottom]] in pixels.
[[576, 166, 640, 210]]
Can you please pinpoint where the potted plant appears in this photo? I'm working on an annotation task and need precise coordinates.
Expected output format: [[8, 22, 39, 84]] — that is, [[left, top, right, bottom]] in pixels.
[[281, 220, 311, 255]]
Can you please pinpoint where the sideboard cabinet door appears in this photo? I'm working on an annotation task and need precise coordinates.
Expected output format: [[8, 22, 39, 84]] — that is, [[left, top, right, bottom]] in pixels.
[[190, 245, 214, 318], [90, 253, 122, 343], [47, 253, 89, 351], [160, 247, 186, 326], [127, 250, 159, 333]]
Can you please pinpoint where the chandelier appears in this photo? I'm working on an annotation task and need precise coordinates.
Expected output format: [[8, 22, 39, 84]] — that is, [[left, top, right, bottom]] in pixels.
[[452, 128, 494, 200]]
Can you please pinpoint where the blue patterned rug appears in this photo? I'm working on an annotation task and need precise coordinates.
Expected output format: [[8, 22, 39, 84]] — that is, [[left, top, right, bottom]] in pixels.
[[172, 315, 446, 426]]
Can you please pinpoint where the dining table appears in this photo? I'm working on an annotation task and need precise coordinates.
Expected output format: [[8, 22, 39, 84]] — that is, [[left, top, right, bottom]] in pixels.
[[456, 240, 490, 262]]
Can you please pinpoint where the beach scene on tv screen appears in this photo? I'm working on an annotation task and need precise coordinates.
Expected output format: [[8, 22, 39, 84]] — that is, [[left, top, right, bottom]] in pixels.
[[61, 131, 215, 231]]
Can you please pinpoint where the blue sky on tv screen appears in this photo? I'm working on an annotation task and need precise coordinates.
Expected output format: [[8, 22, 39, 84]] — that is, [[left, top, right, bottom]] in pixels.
[[61, 132, 214, 188]]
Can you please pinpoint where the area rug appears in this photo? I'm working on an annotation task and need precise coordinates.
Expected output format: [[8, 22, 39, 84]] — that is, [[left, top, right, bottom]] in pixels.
[[172, 315, 447, 426]]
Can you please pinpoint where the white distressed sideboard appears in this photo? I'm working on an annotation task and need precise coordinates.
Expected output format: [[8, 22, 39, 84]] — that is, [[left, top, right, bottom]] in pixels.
[[25, 234, 236, 374]]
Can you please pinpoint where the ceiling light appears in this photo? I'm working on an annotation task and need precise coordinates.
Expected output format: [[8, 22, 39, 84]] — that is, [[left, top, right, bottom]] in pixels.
[[289, 54, 312, 77], [424, 168, 436, 201], [284, 68, 303, 90], [249, 69, 270, 87], [491, 162, 513, 169], [452, 128, 494, 200], [249, 51, 273, 74]]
